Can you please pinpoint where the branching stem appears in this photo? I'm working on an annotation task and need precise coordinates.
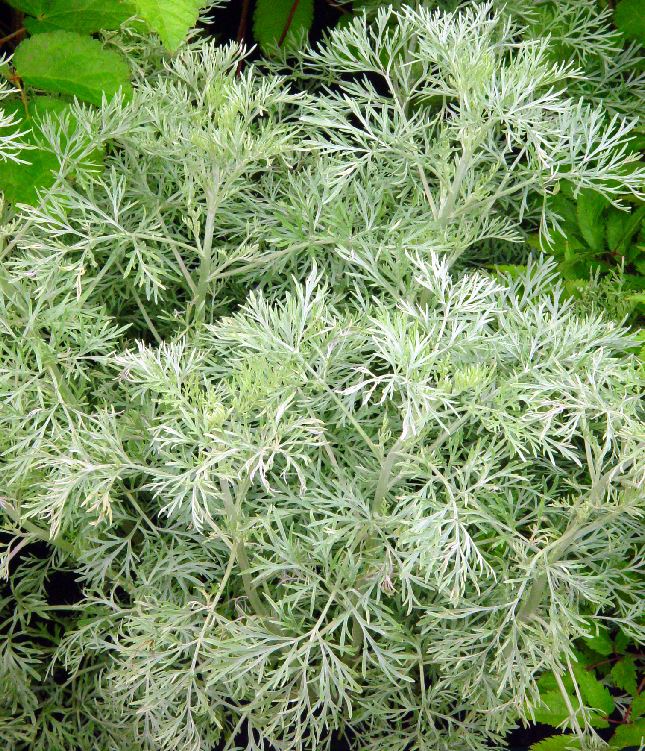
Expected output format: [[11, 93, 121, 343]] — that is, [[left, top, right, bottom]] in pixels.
[[192, 167, 220, 323], [219, 478, 282, 633]]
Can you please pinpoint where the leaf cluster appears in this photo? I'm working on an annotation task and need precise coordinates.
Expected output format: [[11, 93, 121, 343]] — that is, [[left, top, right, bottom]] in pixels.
[[0, 4, 644, 751], [528, 625, 645, 751]]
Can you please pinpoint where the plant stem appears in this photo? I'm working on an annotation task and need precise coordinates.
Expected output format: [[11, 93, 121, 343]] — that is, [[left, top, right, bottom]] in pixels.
[[0, 27, 25, 46], [437, 145, 472, 225], [219, 478, 280, 631], [372, 438, 404, 514], [236, 0, 250, 42], [516, 573, 547, 623], [192, 168, 219, 324], [351, 436, 406, 652]]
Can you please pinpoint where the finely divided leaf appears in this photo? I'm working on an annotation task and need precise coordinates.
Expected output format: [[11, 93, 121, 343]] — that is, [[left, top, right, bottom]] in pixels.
[[13, 31, 132, 105], [253, 0, 314, 52], [131, 0, 203, 51], [24, 0, 136, 35]]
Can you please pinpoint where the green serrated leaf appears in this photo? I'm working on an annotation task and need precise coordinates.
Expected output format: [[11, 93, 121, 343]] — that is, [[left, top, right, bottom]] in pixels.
[[488, 264, 528, 280], [614, 630, 631, 654], [0, 96, 62, 204], [607, 212, 632, 255], [631, 694, 645, 720], [606, 205, 645, 256], [538, 671, 560, 693], [611, 657, 638, 697], [577, 190, 609, 253], [615, 0, 645, 46], [13, 31, 132, 105], [532, 688, 610, 729], [572, 661, 615, 716], [131, 0, 202, 51], [0, 140, 59, 205], [253, 0, 314, 52], [529, 735, 581, 751], [5, 0, 47, 15], [609, 719, 645, 749], [551, 192, 579, 229], [0, 96, 102, 204], [583, 625, 614, 657], [538, 671, 577, 695], [533, 690, 575, 727], [24, 0, 135, 35]]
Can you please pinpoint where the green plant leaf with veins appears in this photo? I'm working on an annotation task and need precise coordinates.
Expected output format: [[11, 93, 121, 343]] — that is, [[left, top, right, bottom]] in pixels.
[[13, 30, 132, 104], [24, 0, 136, 35], [131, 0, 204, 50]]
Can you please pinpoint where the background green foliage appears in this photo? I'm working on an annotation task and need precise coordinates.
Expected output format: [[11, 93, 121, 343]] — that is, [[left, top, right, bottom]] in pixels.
[[253, 0, 315, 52], [0, 0, 216, 203], [531, 184, 645, 323], [528, 627, 644, 750]]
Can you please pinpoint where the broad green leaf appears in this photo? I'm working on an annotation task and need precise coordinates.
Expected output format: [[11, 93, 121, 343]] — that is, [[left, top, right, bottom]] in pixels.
[[631, 693, 645, 719], [253, 0, 314, 52], [0, 139, 59, 205], [5, 0, 47, 15], [626, 271, 645, 288], [131, 0, 203, 51], [13, 31, 131, 105], [583, 625, 614, 657], [538, 671, 560, 692], [551, 193, 580, 232], [571, 660, 615, 716], [614, 630, 631, 654], [25, 0, 136, 35], [606, 205, 645, 255], [529, 736, 581, 751], [0, 96, 102, 205], [0, 96, 63, 204], [532, 689, 608, 729], [488, 264, 527, 280], [533, 690, 574, 727], [577, 190, 608, 253], [609, 720, 645, 749], [615, 0, 645, 46], [607, 211, 633, 254], [538, 671, 576, 694], [611, 657, 638, 697]]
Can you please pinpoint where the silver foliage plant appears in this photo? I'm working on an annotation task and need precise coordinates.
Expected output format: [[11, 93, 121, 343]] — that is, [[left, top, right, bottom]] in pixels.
[[0, 4, 644, 751], [353, 0, 645, 117], [0, 74, 30, 166]]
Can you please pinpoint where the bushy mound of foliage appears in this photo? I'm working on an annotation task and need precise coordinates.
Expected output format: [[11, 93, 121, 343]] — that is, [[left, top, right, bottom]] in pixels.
[[0, 3, 644, 751]]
